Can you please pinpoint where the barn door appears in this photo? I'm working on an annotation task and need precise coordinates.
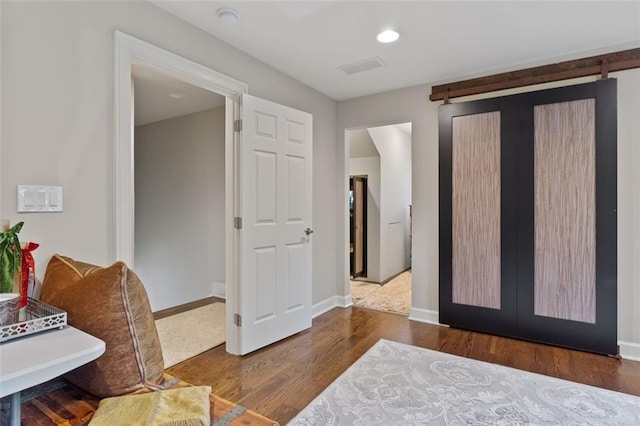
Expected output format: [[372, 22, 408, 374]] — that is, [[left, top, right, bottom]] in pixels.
[[439, 79, 617, 355], [515, 81, 617, 354], [439, 98, 519, 338]]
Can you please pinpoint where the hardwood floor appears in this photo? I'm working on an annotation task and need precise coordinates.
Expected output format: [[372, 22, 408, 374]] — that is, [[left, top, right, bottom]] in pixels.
[[168, 306, 640, 425]]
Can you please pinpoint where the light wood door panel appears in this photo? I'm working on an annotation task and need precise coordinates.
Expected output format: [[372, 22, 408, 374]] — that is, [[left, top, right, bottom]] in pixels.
[[534, 99, 596, 323], [452, 112, 501, 310]]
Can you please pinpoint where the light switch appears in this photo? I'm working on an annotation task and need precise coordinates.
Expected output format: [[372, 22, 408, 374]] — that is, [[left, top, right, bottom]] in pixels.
[[17, 185, 63, 213], [36, 191, 46, 206], [24, 191, 35, 207]]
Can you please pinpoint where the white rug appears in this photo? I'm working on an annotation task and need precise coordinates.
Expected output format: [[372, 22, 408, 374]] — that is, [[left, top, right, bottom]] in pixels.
[[155, 302, 226, 368], [290, 339, 640, 425]]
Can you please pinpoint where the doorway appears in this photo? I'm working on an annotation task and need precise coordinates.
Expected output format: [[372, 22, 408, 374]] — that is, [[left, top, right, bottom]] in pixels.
[[131, 65, 228, 366], [132, 64, 226, 311], [114, 31, 247, 354], [346, 123, 412, 315], [115, 32, 313, 356], [349, 175, 367, 279]]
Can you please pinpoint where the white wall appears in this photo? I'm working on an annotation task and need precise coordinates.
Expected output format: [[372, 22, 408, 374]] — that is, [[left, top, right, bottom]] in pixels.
[[0, 1, 337, 307], [337, 69, 640, 359], [134, 107, 224, 311], [368, 125, 412, 281], [349, 156, 381, 282]]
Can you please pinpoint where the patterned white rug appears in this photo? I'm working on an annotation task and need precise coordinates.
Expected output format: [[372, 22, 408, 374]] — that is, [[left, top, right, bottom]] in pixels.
[[289, 339, 640, 425]]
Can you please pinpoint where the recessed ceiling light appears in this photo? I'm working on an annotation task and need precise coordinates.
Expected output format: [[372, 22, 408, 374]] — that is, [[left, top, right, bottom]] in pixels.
[[377, 30, 400, 43], [167, 92, 186, 99], [217, 7, 240, 24]]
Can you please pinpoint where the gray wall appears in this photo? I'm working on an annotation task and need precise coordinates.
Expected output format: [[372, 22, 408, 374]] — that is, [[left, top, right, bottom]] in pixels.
[[0, 1, 338, 307], [337, 69, 640, 359], [134, 108, 225, 311]]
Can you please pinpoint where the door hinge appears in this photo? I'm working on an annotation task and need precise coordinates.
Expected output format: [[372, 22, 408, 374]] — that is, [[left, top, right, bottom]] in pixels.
[[234, 217, 242, 229], [234, 313, 242, 327], [234, 119, 243, 132]]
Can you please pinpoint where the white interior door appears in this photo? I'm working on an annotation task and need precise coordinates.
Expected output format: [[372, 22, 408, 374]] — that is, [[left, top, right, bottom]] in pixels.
[[238, 94, 313, 355]]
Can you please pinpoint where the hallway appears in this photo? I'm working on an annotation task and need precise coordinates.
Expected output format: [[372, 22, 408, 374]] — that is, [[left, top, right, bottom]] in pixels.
[[350, 270, 411, 315]]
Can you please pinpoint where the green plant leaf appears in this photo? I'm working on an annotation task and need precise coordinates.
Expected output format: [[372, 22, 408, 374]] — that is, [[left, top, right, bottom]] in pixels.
[[0, 221, 23, 293]]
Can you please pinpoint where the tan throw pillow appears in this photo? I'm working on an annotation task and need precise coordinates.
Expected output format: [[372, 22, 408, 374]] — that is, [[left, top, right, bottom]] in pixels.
[[89, 386, 212, 426], [41, 254, 164, 398]]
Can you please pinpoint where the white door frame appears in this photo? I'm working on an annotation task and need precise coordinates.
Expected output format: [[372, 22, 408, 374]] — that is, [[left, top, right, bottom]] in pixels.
[[114, 31, 247, 354]]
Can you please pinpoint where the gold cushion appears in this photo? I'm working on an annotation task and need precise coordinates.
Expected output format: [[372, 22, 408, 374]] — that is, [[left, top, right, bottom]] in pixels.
[[89, 386, 212, 426], [41, 254, 164, 397]]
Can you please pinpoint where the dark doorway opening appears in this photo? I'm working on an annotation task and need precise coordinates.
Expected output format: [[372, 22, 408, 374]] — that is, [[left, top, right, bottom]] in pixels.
[[350, 176, 367, 278]]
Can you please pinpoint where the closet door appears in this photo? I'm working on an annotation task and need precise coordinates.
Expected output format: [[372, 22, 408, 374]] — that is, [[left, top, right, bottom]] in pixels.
[[439, 79, 617, 355], [439, 98, 520, 337], [516, 80, 617, 355]]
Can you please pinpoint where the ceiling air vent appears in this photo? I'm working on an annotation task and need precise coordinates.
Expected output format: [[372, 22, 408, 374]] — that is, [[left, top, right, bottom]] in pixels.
[[338, 57, 385, 75]]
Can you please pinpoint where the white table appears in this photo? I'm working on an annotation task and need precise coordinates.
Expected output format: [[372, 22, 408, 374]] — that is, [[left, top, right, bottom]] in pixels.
[[0, 326, 105, 426]]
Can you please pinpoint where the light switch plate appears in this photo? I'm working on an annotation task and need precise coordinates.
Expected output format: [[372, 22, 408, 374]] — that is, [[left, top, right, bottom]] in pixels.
[[17, 185, 63, 212]]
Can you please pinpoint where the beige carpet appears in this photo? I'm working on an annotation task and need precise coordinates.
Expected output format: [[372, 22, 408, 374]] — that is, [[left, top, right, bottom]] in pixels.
[[155, 302, 226, 368], [350, 270, 411, 315]]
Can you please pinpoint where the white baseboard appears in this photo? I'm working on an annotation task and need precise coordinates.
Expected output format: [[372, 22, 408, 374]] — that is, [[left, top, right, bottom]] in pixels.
[[408, 307, 445, 326], [336, 294, 353, 308], [312, 296, 338, 318], [211, 281, 226, 299], [618, 341, 640, 362]]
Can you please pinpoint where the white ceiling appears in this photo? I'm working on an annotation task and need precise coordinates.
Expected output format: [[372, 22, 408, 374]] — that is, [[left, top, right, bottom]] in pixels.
[[151, 1, 640, 101], [133, 63, 225, 126]]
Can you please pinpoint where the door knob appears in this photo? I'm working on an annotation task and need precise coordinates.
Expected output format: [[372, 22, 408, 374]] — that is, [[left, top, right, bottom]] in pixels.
[[304, 228, 314, 236]]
